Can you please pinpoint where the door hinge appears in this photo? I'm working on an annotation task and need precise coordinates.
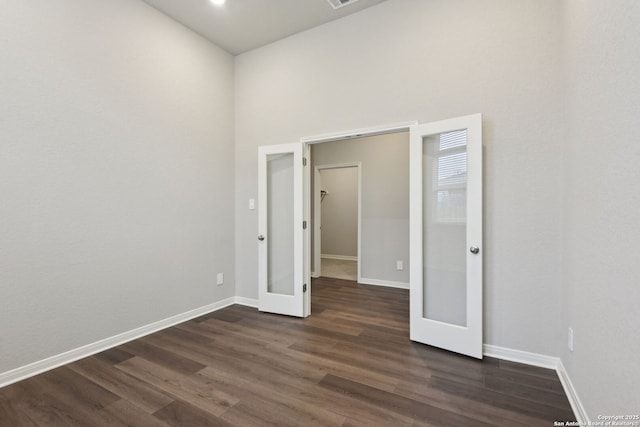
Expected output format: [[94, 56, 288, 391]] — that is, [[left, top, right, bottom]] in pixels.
[[303, 283, 307, 293], [303, 220, 307, 229], [303, 157, 307, 166]]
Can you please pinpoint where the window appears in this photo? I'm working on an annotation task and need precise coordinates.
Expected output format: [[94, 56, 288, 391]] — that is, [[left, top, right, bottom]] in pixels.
[[433, 130, 467, 223]]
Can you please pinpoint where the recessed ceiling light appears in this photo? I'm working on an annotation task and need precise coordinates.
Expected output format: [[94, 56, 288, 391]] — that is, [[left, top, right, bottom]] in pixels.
[[210, 0, 225, 6]]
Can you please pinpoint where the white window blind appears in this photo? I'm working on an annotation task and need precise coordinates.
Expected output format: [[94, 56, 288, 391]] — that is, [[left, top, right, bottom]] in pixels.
[[434, 130, 467, 222], [438, 152, 467, 187], [439, 129, 467, 150]]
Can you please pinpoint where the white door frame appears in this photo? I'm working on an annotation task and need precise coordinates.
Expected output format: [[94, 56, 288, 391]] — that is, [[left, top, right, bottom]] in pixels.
[[313, 163, 362, 281], [301, 122, 417, 145], [301, 121, 416, 308]]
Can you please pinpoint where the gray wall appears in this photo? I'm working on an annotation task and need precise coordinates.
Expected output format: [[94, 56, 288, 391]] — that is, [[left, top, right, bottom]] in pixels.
[[319, 167, 358, 258], [0, 0, 235, 374], [561, 0, 640, 416], [313, 133, 410, 284], [235, 0, 566, 358]]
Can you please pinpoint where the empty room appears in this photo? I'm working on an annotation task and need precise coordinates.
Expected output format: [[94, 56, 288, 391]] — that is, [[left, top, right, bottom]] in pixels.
[[1, 0, 638, 425]]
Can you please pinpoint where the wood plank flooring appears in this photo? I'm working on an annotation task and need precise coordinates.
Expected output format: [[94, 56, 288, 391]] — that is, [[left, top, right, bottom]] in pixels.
[[0, 277, 576, 426]]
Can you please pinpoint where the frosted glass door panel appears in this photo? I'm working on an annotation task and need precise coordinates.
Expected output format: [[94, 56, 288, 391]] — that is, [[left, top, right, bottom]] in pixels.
[[423, 130, 468, 327], [267, 153, 295, 296], [258, 142, 304, 317]]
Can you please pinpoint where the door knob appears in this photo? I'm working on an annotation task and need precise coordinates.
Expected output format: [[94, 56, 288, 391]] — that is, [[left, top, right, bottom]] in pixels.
[[258, 235, 265, 241], [470, 246, 479, 254]]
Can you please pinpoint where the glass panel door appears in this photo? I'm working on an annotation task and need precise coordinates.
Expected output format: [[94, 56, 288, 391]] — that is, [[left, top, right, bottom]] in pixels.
[[258, 143, 304, 317], [409, 114, 483, 359]]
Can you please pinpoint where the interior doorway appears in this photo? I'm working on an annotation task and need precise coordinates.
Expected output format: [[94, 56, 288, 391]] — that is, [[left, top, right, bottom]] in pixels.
[[308, 131, 411, 291], [313, 164, 361, 281]]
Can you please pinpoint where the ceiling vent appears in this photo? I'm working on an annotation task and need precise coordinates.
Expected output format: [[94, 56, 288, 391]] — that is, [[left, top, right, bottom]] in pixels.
[[327, 0, 360, 10]]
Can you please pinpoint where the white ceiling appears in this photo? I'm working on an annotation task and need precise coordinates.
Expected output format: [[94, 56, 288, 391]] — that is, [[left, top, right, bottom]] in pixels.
[[142, 0, 389, 55]]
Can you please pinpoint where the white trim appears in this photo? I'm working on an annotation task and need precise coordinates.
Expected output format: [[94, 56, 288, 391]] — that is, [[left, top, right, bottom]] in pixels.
[[301, 121, 417, 144], [483, 345, 585, 424], [482, 344, 558, 370], [310, 271, 319, 278], [358, 277, 409, 290], [233, 296, 259, 308], [0, 297, 237, 389], [321, 254, 357, 261], [557, 359, 590, 424], [303, 142, 311, 317]]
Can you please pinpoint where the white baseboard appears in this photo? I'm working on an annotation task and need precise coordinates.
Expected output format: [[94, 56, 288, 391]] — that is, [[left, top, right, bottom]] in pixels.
[[234, 296, 258, 308], [483, 344, 558, 370], [557, 359, 589, 424], [311, 272, 319, 278], [483, 345, 585, 423], [358, 277, 409, 289], [321, 254, 357, 261], [0, 296, 241, 389]]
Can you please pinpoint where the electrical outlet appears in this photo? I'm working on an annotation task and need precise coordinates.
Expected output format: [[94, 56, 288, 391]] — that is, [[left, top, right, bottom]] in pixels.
[[568, 327, 574, 352], [396, 260, 403, 270], [249, 198, 255, 210], [217, 273, 224, 286]]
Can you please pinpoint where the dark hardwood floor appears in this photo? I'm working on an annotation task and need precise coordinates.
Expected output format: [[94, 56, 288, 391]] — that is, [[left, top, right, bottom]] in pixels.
[[0, 277, 575, 426]]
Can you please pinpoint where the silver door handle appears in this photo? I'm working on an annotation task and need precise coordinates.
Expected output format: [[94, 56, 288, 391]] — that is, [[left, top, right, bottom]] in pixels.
[[470, 246, 479, 254], [258, 235, 265, 241]]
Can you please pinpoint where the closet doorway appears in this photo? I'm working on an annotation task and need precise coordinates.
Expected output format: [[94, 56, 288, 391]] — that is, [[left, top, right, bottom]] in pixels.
[[313, 163, 361, 281]]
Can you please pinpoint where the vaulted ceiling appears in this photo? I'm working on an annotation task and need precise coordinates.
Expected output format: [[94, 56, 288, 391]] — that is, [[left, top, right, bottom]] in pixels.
[[142, 0, 389, 55]]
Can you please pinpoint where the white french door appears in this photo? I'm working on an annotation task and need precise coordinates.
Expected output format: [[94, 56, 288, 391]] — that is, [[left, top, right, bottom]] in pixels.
[[409, 114, 483, 359], [257, 143, 305, 317]]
